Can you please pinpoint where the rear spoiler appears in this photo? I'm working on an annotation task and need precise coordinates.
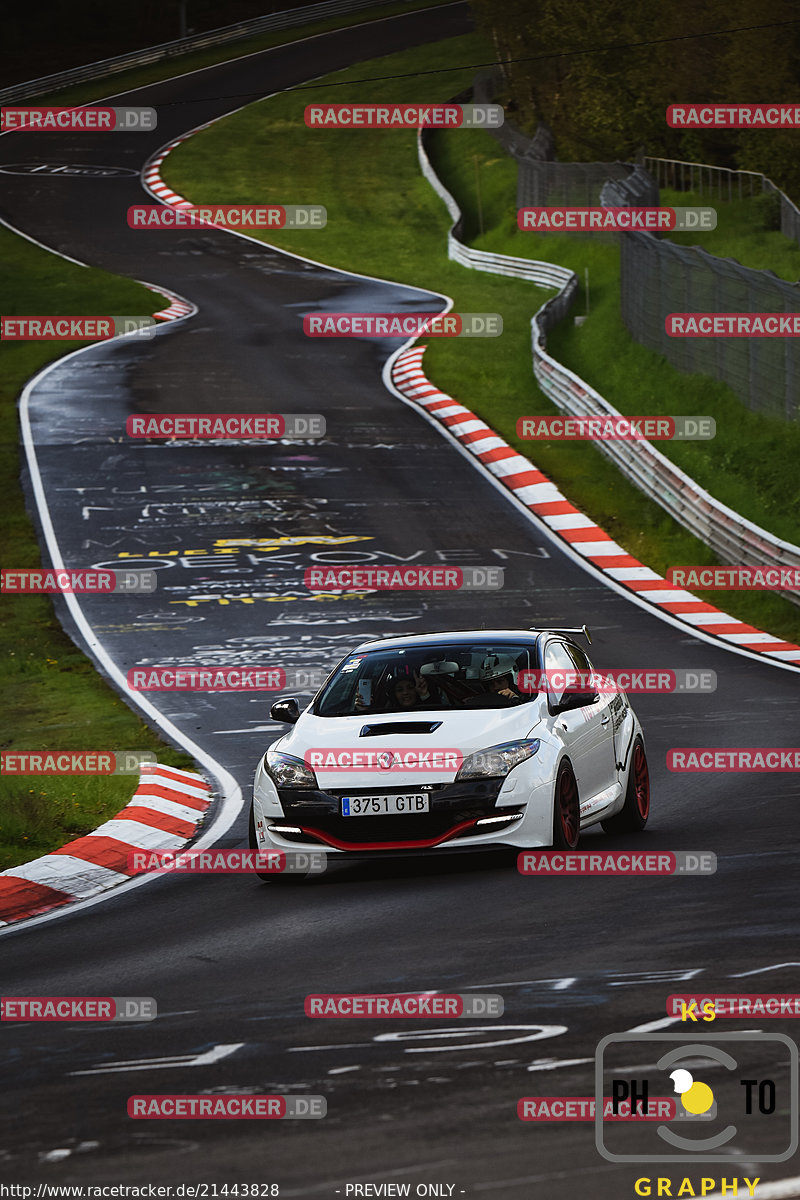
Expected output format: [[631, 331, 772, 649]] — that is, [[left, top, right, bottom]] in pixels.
[[533, 624, 593, 645]]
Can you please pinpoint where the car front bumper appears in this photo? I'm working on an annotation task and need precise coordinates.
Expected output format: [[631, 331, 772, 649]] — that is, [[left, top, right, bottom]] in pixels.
[[252, 773, 555, 853]]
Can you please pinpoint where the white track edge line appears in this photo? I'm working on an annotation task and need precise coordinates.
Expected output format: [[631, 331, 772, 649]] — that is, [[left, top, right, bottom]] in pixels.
[[0, 341, 243, 938]]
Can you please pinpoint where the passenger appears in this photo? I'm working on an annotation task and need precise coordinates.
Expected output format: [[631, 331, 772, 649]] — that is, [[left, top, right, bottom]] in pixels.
[[354, 668, 434, 713], [389, 671, 434, 710]]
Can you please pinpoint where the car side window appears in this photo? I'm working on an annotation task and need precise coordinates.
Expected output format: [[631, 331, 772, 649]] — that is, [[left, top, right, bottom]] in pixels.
[[543, 640, 577, 707], [565, 643, 592, 675]]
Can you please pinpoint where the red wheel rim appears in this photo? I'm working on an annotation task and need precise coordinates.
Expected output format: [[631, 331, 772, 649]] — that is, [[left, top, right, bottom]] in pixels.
[[558, 768, 579, 846], [633, 744, 650, 819]]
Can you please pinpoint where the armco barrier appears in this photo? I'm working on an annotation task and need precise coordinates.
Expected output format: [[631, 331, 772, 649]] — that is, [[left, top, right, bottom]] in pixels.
[[392, 343, 800, 664], [100, 90, 800, 664], [469, 72, 800, 417], [472, 68, 555, 162], [0, 0, 405, 103], [417, 129, 800, 605], [417, 129, 574, 296]]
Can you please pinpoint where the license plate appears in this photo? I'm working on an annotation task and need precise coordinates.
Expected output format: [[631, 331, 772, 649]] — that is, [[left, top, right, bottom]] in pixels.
[[341, 794, 430, 817]]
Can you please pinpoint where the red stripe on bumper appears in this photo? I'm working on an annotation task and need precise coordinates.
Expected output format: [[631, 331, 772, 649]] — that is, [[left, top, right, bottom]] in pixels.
[[296, 818, 483, 852]]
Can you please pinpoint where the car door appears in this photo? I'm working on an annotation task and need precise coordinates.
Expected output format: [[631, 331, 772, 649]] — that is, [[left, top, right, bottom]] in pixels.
[[564, 641, 618, 798], [542, 639, 614, 806]]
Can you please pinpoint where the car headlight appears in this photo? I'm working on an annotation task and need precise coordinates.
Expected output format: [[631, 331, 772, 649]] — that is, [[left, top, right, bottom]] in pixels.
[[455, 739, 541, 781], [263, 750, 318, 789]]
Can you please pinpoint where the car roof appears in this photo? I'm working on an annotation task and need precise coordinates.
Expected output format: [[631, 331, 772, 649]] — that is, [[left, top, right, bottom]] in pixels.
[[351, 629, 568, 653]]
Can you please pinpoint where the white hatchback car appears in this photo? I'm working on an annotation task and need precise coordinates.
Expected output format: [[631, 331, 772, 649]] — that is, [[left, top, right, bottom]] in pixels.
[[250, 628, 650, 871]]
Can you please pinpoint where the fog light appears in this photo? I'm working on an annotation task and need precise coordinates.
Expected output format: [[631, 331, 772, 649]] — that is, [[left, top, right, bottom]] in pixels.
[[475, 813, 523, 826]]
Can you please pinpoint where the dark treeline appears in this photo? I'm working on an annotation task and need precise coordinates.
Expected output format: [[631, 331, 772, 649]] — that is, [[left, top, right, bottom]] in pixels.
[[470, 0, 800, 198]]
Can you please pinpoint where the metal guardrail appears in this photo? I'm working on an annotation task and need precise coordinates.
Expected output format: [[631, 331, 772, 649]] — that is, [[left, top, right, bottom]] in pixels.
[[0, 0, 404, 103], [417, 131, 800, 603], [531, 340, 800, 595], [417, 133, 573, 292]]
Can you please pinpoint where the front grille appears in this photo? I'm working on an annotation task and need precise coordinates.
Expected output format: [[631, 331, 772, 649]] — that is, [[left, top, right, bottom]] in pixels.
[[276, 778, 508, 844]]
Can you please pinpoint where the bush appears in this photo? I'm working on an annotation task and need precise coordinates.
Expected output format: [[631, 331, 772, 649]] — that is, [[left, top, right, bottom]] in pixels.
[[751, 189, 783, 232]]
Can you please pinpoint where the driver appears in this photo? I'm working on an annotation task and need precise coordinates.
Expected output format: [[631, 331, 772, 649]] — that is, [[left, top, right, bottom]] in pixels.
[[480, 654, 524, 702]]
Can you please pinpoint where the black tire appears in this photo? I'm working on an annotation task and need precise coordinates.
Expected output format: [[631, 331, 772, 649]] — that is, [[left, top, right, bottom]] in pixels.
[[602, 735, 650, 834], [552, 759, 580, 850], [248, 801, 310, 884]]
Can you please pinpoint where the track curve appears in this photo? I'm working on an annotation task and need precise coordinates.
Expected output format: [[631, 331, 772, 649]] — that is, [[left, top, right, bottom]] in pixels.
[[1, 6, 799, 1194]]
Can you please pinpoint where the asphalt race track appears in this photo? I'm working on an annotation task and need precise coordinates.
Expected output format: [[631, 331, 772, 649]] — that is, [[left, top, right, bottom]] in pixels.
[[1, 4, 799, 1194]]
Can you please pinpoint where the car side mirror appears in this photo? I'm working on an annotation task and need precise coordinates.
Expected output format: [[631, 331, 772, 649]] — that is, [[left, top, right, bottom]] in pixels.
[[552, 690, 598, 715], [270, 698, 301, 724]]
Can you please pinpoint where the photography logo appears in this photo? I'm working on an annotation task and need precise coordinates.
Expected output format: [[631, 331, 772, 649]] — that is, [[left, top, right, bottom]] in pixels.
[[595, 1032, 798, 1162], [669, 1066, 715, 1116]]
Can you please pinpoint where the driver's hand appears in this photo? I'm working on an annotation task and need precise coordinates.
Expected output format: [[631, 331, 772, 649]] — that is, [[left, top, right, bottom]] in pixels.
[[414, 669, 430, 699]]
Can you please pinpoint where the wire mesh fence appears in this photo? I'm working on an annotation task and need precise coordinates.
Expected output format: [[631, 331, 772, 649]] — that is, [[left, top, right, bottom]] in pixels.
[[645, 157, 763, 201], [645, 156, 800, 257], [618, 208, 800, 424], [466, 80, 800, 422], [417, 123, 800, 601]]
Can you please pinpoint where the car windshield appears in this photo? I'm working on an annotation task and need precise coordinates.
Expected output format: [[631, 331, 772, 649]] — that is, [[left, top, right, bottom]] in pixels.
[[314, 641, 540, 716]]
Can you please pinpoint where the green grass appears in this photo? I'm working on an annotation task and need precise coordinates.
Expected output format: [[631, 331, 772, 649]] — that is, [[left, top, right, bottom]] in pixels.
[[163, 35, 491, 278], [0, 229, 196, 871], [437, 144, 800, 549], [27, 0, 459, 109], [163, 35, 800, 647], [660, 188, 800, 283]]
